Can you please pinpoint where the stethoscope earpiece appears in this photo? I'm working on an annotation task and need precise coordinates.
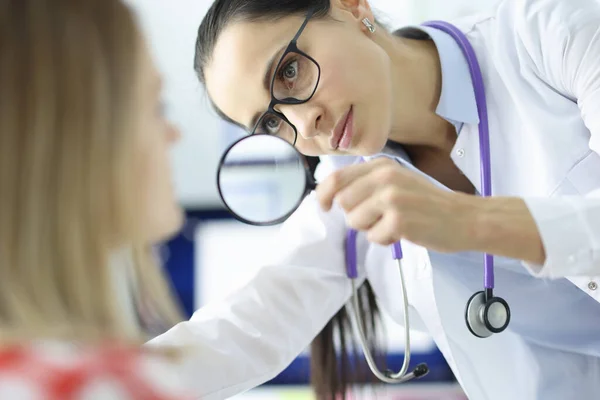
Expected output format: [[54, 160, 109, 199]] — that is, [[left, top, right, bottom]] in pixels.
[[413, 363, 430, 378], [384, 363, 429, 380]]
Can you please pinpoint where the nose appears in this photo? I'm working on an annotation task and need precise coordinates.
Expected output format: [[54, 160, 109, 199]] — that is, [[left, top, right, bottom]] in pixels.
[[278, 102, 323, 140], [166, 121, 182, 144]]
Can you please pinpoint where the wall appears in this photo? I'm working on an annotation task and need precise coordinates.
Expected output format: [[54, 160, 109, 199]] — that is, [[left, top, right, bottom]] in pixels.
[[126, 0, 501, 209], [126, 0, 225, 208]]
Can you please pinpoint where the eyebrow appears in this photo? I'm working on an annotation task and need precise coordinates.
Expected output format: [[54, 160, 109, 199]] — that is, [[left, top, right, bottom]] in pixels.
[[248, 45, 288, 130]]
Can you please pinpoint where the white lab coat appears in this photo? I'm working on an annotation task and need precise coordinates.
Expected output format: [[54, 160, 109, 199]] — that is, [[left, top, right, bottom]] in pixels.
[[148, 0, 600, 398]]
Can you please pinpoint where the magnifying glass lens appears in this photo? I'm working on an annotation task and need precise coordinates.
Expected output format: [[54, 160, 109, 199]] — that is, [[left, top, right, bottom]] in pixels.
[[217, 135, 309, 225]]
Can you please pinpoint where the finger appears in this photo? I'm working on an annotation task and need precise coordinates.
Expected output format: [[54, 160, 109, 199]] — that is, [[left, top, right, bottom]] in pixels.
[[316, 163, 374, 211], [346, 194, 384, 231], [367, 211, 405, 246], [335, 172, 379, 212]]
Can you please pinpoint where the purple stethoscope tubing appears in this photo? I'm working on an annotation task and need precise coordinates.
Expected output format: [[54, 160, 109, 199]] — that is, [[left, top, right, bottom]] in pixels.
[[345, 21, 494, 289], [343, 21, 503, 383]]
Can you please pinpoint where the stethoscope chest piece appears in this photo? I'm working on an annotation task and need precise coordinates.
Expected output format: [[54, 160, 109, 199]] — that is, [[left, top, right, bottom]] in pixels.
[[465, 290, 511, 338]]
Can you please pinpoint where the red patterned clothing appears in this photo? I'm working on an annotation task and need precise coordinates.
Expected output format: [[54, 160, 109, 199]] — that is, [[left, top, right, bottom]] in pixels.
[[0, 342, 192, 399]]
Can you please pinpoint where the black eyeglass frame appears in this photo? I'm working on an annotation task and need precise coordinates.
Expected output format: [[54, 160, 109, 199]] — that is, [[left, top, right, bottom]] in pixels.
[[249, 8, 321, 146]]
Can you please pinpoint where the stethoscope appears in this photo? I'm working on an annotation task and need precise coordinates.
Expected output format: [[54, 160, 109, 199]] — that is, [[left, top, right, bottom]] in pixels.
[[343, 21, 511, 383], [215, 20, 511, 387]]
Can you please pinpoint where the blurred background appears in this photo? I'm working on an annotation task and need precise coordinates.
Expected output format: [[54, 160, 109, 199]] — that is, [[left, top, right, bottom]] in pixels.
[[125, 0, 500, 398]]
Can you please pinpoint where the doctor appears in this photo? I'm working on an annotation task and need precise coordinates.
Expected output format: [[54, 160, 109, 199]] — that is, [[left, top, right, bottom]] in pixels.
[[150, 0, 600, 399]]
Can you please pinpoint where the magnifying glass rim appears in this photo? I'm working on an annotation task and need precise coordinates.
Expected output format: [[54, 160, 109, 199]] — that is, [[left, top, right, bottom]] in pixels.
[[216, 133, 311, 227]]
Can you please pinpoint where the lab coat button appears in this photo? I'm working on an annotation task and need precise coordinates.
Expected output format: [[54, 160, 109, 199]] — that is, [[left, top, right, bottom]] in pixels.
[[456, 148, 465, 157], [588, 281, 598, 291]]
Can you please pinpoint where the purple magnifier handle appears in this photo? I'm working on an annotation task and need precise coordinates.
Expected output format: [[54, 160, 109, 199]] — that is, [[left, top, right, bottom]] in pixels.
[[392, 242, 403, 260]]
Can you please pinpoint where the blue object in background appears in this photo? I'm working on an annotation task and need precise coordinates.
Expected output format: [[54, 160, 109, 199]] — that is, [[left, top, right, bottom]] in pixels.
[[162, 208, 232, 318], [162, 209, 456, 385]]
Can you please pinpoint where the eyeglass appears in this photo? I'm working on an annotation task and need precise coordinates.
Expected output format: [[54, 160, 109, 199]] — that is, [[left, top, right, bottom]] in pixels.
[[250, 8, 321, 146]]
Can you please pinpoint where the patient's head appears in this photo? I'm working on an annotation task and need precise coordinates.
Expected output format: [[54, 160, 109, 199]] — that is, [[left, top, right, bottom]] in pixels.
[[0, 0, 183, 340]]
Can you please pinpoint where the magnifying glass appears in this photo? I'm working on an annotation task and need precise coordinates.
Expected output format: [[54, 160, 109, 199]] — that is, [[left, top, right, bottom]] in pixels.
[[216, 134, 316, 226]]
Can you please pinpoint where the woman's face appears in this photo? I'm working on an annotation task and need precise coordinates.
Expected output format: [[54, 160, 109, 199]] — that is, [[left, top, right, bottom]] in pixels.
[[204, 0, 395, 157], [134, 43, 183, 243]]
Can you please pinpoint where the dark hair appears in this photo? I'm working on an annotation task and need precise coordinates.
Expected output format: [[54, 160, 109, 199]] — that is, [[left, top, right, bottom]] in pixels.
[[195, 4, 386, 398], [194, 0, 331, 85]]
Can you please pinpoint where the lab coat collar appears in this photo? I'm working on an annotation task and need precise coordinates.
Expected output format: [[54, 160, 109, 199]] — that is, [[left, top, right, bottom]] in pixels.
[[395, 26, 480, 127], [381, 25, 482, 192], [354, 25, 482, 189]]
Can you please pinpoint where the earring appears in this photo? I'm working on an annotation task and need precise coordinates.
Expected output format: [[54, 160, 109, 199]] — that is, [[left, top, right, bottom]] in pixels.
[[362, 18, 376, 33]]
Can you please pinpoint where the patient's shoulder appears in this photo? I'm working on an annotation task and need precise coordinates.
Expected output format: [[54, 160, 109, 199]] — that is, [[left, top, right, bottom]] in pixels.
[[0, 341, 191, 399]]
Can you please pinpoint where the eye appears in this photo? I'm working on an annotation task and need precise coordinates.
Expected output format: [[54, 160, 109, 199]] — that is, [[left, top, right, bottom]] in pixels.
[[262, 115, 281, 134], [279, 59, 298, 82]]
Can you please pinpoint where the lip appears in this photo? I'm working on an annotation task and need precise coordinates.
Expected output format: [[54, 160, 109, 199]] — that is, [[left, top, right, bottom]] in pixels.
[[330, 106, 353, 150]]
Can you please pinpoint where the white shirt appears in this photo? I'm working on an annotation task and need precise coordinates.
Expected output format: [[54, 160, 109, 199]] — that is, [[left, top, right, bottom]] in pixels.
[[149, 0, 600, 398]]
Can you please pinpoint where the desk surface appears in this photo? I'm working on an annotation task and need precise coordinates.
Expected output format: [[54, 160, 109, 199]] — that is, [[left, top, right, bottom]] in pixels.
[[232, 384, 467, 400]]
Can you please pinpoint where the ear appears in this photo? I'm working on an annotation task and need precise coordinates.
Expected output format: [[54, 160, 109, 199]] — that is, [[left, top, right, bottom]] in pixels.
[[332, 0, 375, 33]]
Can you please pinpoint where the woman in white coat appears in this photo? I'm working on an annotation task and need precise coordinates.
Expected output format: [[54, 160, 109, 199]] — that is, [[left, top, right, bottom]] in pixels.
[[149, 0, 600, 398]]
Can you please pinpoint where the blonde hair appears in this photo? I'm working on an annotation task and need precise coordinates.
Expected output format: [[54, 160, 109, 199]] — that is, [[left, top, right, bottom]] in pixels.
[[0, 0, 184, 342]]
